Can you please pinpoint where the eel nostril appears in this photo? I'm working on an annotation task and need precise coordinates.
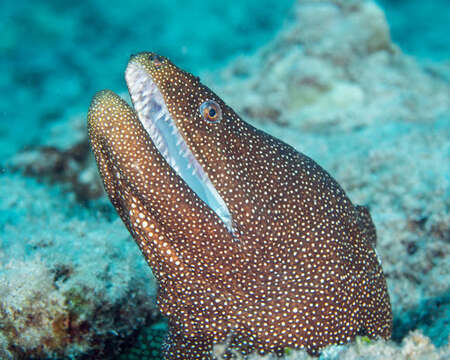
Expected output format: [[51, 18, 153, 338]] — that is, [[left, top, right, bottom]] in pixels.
[[149, 53, 164, 67]]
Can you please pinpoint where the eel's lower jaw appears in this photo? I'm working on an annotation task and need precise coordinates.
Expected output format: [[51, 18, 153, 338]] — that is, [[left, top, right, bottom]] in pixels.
[[125, 61, 235, 235]]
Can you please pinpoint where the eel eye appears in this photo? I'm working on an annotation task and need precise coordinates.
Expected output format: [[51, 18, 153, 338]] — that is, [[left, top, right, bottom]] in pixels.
[[148, 54, 164, 68], [200, 100, 222, 123]]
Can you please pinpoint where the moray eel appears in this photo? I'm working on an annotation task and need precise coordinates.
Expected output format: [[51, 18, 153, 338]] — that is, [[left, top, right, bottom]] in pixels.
[[88, 52, 392, 358]]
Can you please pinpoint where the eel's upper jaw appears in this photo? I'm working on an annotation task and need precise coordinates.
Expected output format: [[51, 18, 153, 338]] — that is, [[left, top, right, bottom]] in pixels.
[[125, 58, 235, 235]]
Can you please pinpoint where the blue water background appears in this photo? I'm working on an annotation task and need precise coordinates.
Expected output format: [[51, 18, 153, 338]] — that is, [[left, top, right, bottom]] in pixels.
[[0, 0, 293, 159]]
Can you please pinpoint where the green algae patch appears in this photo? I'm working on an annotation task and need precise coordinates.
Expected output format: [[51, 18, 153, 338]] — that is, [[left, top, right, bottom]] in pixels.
[[359, 335, 372, 344]]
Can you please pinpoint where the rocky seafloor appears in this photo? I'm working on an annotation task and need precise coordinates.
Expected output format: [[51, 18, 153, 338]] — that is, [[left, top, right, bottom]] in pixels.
[[1, 0, 449, 359]]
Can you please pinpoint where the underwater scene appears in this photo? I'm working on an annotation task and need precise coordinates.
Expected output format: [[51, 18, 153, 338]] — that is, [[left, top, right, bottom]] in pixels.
[[1, 0, 449, 359]]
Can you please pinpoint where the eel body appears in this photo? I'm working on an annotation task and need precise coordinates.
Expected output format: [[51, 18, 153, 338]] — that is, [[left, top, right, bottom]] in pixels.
[[88, 53, 392, 358]]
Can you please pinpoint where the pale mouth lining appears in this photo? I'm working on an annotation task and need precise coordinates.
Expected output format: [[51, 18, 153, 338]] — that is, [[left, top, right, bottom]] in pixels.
[[125, 62, 234, 234]]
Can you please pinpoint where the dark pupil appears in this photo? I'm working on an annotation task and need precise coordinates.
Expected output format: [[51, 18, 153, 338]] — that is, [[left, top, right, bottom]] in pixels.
[[208, 108, 216, 117]]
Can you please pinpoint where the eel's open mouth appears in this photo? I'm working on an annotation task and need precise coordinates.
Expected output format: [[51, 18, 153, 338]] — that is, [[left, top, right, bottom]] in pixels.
[[125, 61, 234, 234]]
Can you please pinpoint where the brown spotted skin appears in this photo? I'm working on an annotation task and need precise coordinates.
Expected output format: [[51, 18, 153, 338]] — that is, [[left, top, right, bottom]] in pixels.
[[88, 53, 392, 358]]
